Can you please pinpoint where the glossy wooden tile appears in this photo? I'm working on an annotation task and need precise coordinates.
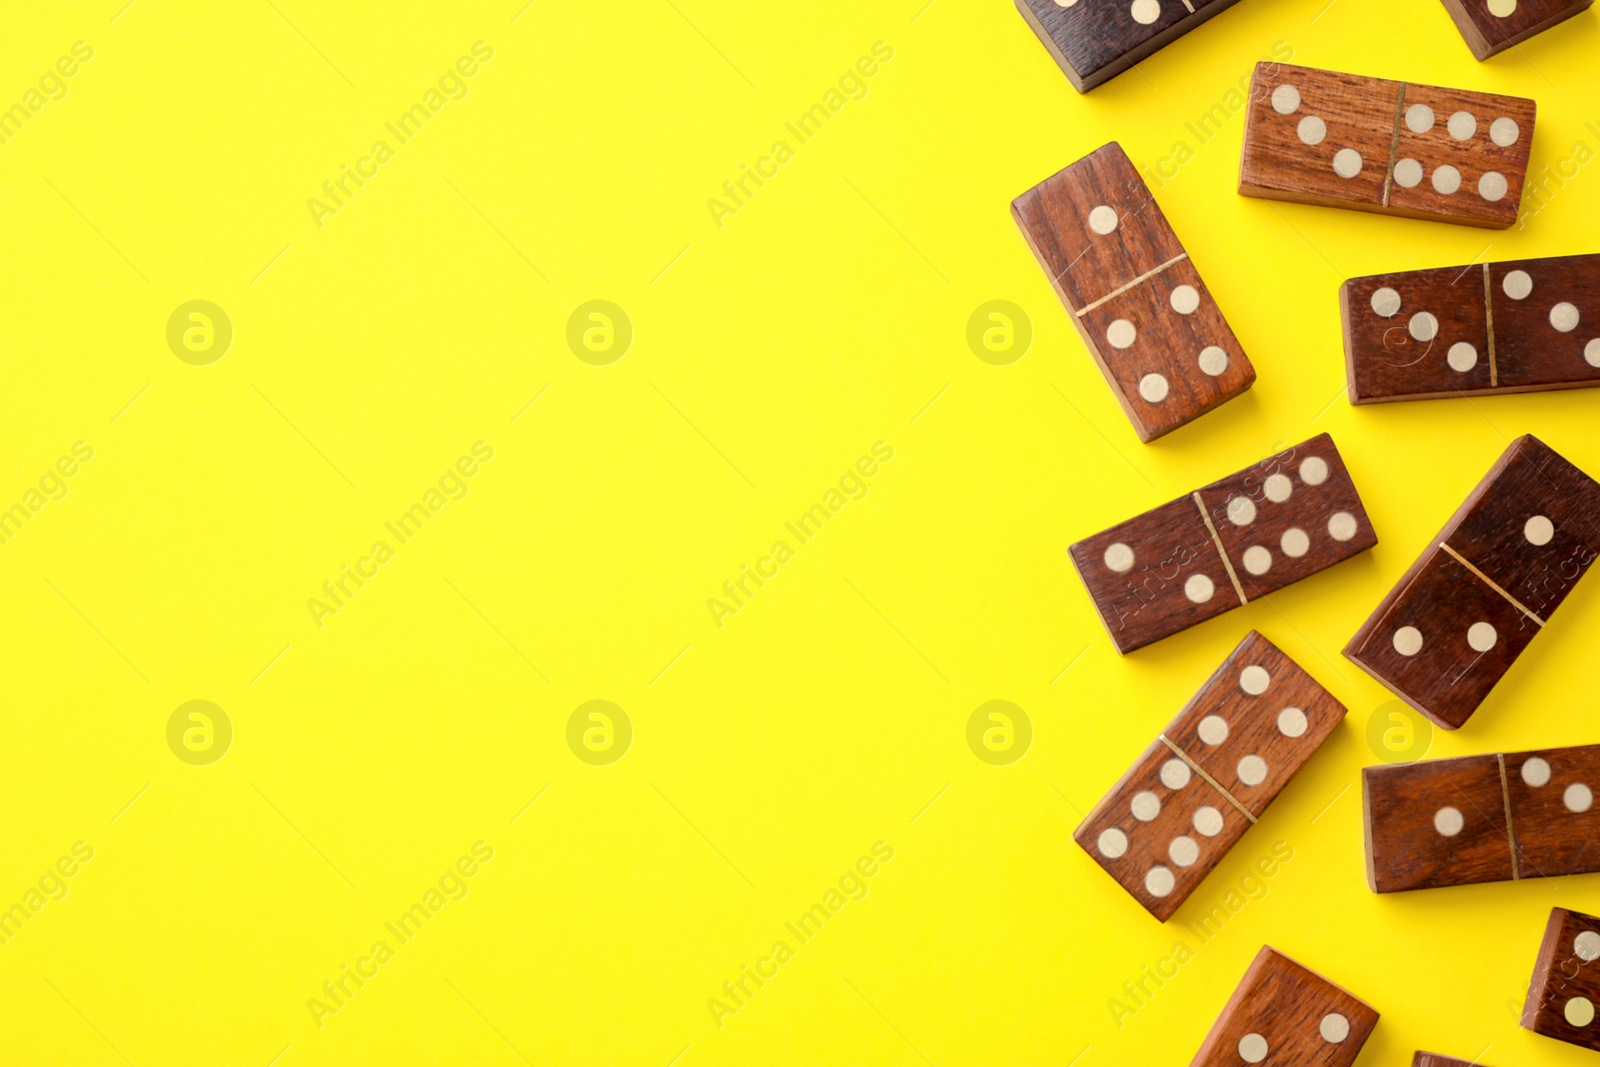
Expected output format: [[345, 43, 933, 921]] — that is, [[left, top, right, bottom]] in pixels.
[[1015, 0, 1247, 92], [1523, 906, 1600, 1052], [1441, 0, 1595, 59], [1192, 947, 1378, 1066]]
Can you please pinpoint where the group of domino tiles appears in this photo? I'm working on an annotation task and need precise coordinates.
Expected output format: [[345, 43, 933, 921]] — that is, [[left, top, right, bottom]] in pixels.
[[1008, 2, 1600, 1058]]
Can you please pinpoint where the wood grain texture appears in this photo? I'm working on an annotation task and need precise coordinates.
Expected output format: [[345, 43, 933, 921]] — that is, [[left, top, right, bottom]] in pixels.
[[1364, 744, 1600, 892], [1441, 0, 1595, 59], [1015, 0, 1246, 93], [1344, 435, 1600, 728], [1074, 632, 1345, 920], [1013, 143, 1254, 442], [1522, 906, 1600, 1051], [1071, 433, 1376, 654], [1413, 1054, 1499, 1067], [1191, 946, 1379, 1067], [1342, 254, 1600, 403], [1239, 62, 1536, 229]]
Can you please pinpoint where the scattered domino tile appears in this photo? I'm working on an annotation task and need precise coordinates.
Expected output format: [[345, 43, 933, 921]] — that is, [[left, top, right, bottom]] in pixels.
[[1239, 61, 1537, 229], [1191, 946, 1379, 1066], [1070, 433, 1376, 654], [1013, 142, 1255, 442], [1441, 0, 1595, 60], [1342, 253, 1600, 403], [1523, 906, 1600, 1052], [1074, 632, 1345, 920], [1015, 0, 1248, 93], [1413, 1054, 1498, 1067], [1363, 744, 1600, 892], [1344, 435, 1600, 729]]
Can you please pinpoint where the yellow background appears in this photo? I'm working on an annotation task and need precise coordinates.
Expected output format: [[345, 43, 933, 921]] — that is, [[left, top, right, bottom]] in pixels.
[[2, 0, 1599, 1063]]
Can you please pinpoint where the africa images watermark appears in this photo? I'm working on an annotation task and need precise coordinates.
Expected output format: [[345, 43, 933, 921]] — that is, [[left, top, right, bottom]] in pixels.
[[706, 840, 895, 1030], [306, 441, 495, 629], [0, 441, 95, 548], [0, 40, 94, 147], [706, 441, 895, 629], [306, 41, 496, 230], [0, 841, 95, 949], [306, 841, 495, 1029], [706, 40, 896, 229], [1105, 840, 1294, 1030]]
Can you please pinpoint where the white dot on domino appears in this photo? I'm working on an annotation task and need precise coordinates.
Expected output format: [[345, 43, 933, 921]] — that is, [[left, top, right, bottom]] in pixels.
[[1194, 806, 1224, 836], [1145, 866, 1175, 897], [1139, 374, 1169, 403], [1132, 791, 1161, 821], [1577, 931, 1600, 962], [1329, 511, 1358, 541], [1097, 827, 1128, 858], [1504, 270, 1533, 299], [1393, 158, 1423, 189], [1333, 149, 1363, 179], [1239, 1034, 1268, 1063], [1433, 165, 1462, 195], [1169, 836, 1199, 867], [1130, 0, 1160, 24], [1298, 115, 1326, 145], [1448, 111, 1477, 140], [1278, 707, 1308, 737], [1088, 205, 1118, 235], [1468, 621, 1497, 652], [1160, 758, 1191, 789], [1479, 171, 1508, 202], [1410, 312, 1438, 342], [1567, 996, 1595, 1027], [1171, 285, 1200, 314], [1198, 346, 1229, 376], [1588, 339, 1600, 368], [1491, 117, 1520, 145], [1300, 456, 1329, 485], [1567, 783, 1593, 813], [1553, 303, 1580, 332], [1525, 515, 1554, 546], [1272, 85, 1300, 115], [1320, 1013, 1350, 1043], [1406, 104, 1435, 133], [1522, 757, 1552, 787], [1228, 496, 1257, 526], [1242, 546, 1271, 575], [1371, 288, 1402, 318], [1435, 806, 1465, 836], [1237, 755, 1268, 786], [1281, 527, 1309, 558], [1394, 625, 1423, 656], [1488, 0, 1517, 16], [1105, 542, 1136, 573], [1184, 574, 1214, 604], [1264, 473, 1292, 503], [1107, 319, 1137, 348], [1198, 715, 1228, 745], [1240, 665, 1270, 695], [1448, 343, 1478, 372]]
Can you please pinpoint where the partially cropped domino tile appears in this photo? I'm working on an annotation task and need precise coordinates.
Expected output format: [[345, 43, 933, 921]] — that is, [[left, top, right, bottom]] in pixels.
[[1015, 0, 1251, 92], [1074, 632, 1344, 921], [1524, 907, 1600, 1052], [1440, 0, 1595, 59], [1072, 434, 1375, 653], [1342, 254, 1600, 403], [1240, 62, 1536, 228], [1345, 436, 1600, 729], [1363, 744, 1600, 892], [1192, 947, 1378, 1066]]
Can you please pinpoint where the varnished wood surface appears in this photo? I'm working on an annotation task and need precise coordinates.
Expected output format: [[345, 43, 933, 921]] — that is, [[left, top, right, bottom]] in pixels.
[[1191, 946, 1379, 1066], [1342, 254, 1600, 403], [1522, 906, 1600, 1051], [1015, 0, 1248, 93], [1344, 435, 1600, 728], [1071, 433, 1376, 653], [1441, 0, 1595, 59], [1074, 632, 1345, 920], [1240, 62, 1536, 229], [1413, 1054, 1499, 1067], [1013, 142, 1254, 441]]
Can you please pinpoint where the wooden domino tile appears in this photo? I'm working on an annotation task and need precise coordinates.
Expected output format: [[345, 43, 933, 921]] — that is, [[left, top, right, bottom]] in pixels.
[[1015, 0, 1246, 93], [1074, 632, 1345, 921], [1239, 62, 1536, 229], [1363, 744, 1600, 892], [1012, 142, 1255, 443], [1441, 0, 1595, 60], [1070, 433, 1376, 654], [1344, 435, 1600, 729], [1342, 253, 1600, 403], [1523, 907, 1600, 1052], [1413, 1054, 1498, 1067], [1191, 946, 1379, 1066]]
